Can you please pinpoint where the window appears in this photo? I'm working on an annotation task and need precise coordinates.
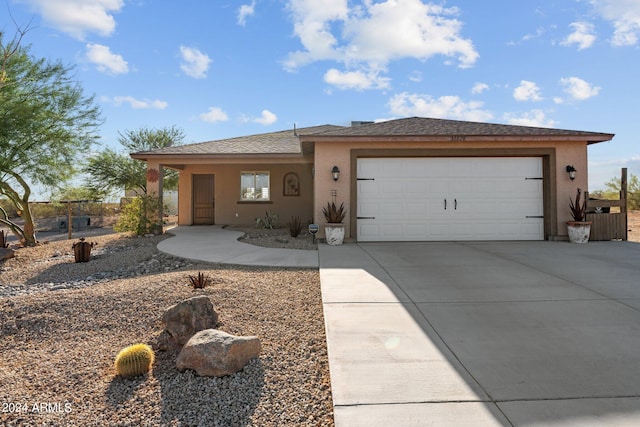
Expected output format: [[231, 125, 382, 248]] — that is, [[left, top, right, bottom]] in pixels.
[[241, 172, 270, 200]]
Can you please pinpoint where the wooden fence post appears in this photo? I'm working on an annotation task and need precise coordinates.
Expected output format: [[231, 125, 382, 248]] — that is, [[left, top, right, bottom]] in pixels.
[[622, 168, 628, 241]]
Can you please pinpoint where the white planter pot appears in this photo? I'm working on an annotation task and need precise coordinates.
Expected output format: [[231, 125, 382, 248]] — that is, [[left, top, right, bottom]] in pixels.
[[324, 223, 345, 246], [567, 221, 591, 243]]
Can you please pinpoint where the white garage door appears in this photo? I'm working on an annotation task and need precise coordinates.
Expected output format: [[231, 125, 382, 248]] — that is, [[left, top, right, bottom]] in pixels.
[[357, 157, 544, 241]]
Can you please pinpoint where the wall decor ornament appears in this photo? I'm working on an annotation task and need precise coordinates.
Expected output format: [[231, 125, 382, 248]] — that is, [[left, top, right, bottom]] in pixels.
[[146, 168, 159, 183], [283, 172, 300, 196]]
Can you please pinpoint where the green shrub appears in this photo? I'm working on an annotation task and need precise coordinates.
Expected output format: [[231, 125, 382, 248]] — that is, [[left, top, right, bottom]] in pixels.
[[114, 195, 161, 235], [256, 210, 278, 229]]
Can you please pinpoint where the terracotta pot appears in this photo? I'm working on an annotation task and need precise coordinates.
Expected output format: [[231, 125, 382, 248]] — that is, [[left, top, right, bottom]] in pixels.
[[567, 221, 592, 244]]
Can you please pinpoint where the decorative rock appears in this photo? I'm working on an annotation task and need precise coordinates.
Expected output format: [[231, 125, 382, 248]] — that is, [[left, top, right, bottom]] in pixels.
[[176, 329, 261, 377], [0, 248, 15, 261], [152, 329, 177, 352], [163, 296, 218, 346]]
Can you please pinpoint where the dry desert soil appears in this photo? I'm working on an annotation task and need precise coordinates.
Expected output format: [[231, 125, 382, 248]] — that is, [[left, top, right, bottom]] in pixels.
[[0, 231, 332, 427]]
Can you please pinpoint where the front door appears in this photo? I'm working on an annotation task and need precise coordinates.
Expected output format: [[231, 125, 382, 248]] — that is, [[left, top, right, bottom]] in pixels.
[[193, 174, 215, 225]]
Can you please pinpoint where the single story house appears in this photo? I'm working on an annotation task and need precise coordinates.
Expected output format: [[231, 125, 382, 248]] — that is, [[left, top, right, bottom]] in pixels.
[[131, 116, 614, 242]]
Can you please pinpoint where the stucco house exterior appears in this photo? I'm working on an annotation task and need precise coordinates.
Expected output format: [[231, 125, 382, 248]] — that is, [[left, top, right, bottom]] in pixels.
[[131, 117, 614, 242]]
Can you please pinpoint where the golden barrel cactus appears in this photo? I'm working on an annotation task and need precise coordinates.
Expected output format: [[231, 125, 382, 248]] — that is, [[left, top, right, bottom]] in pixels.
[[114, 344, 155, 378]]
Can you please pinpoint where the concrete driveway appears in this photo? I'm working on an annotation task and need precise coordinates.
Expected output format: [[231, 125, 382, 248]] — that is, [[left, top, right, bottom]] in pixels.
[[319, 241, 640, 426]]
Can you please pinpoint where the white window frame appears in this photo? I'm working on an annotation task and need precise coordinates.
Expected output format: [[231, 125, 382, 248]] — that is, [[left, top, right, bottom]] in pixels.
[[240, 171, 270, 201]]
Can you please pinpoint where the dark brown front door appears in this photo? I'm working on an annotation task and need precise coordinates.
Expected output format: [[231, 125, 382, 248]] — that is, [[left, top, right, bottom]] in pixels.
[[193, 174, 215, 225]]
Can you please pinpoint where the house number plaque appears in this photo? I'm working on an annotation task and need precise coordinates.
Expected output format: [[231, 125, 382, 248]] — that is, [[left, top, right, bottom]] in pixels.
[[308, 223, 319, 243]]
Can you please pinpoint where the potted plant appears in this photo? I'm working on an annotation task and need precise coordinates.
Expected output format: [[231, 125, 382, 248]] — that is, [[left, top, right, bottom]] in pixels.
[[567, 188, 592, 243], [322, 201, 346, 245]]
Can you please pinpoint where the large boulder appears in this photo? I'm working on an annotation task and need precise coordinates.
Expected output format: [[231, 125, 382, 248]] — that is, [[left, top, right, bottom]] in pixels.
[[176, 329, 261, 377], [162, 296, 218, 346]]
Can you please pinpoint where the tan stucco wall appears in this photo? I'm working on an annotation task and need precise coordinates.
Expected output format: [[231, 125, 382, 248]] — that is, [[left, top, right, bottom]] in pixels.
[[313, 139, 590, 240], [177, 162, 314, 227], [555, 141, 589, 225]]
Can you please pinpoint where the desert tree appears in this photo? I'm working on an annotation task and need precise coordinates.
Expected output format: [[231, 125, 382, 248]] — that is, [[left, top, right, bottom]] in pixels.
[[84, 126, 185, 197], [603, 173, 640, 210], [0, 27, 102, 245]]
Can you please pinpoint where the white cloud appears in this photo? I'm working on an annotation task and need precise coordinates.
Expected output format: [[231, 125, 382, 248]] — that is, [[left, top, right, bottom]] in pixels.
[[85, 43, 128, 75], [111, 96, 167, 110], [561, 21, 596, 50], [471, 82, 489, 94], [21, 0, 123, 40], [199, 107, 229, 123], [252, 110, 278, 125], [388, 92, 493, 122], [589, 0, 640, 46], [324, 68, 390, 90], [284, 0, 478, 89], [559, 76, 601, 100], [408, 71, 423, 82], [238, 1, 256, 26], [179, 46, 212, 79], [504, 110, 556, 127], [513, 80, 543, 102], [522, 27, 546, 42]]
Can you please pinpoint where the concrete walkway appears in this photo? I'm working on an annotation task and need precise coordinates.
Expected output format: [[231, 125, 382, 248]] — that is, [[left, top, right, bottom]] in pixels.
[[157, 226, 318, 267], [158, 227, 640, 426]]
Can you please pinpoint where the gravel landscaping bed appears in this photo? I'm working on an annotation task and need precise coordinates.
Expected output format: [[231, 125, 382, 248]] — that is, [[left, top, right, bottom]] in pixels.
[[232, 226, 317, 250], [0, 232, 333, 426]]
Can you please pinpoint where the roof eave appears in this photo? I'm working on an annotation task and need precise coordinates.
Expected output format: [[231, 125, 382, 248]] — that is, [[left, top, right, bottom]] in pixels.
[[130, 152, 308, 162], [300, 133, 615, 144]]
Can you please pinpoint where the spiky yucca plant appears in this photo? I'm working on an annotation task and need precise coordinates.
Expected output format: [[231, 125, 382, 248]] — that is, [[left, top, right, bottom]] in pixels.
[[322, 202, 346, 223], [569, 188, 588, 222], [288, 216, 303, 237], [188, 272, 211, 289], [114, 344, 155, 378]]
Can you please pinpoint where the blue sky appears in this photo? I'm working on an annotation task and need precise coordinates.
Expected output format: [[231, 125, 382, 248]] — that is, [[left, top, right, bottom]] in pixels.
[[3, 0, 639, 194]]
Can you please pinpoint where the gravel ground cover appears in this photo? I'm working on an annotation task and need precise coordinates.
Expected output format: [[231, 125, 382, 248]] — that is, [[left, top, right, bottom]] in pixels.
[[0, 232, 333, 426], [233, 226, 317, 250]]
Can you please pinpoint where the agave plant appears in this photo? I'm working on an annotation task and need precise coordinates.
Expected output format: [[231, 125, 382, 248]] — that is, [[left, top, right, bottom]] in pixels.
[[569, 188, 588, 222], [288, 216, 303, 237], [188, 272, 211, 289], [322, 202, 346, 223]]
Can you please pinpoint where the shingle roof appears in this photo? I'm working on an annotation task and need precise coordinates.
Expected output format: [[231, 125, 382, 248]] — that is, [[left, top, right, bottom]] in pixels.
[[309, 117, 614, 142], [132, 117, 614, 159], [133, 124, 344, 156]]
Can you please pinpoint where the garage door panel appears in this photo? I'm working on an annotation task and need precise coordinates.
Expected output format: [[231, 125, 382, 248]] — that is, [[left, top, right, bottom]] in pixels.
[[357, 181, 378, 197], [380, 182, 403, 195], [358, 223, 380, 240], [357, 157, 544, 241], [406, 202, 428, 216], [358, 201, 379, 217], [381, 224, 403, 238], [381, 204, 404, 217]]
